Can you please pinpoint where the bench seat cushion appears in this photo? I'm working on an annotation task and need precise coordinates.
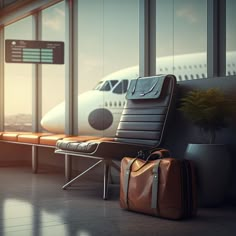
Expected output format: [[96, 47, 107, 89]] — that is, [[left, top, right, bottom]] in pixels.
[[1, 132, 31, 141], [61, 136, 103, 142], [17, 133, 53, 144], [39, 134, 72, 146], [56, 137, 114, 153]]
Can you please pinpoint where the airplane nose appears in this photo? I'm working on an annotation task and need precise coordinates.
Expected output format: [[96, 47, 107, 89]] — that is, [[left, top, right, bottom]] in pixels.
[[40, 104, 65, 133], [88, 108, 113, 130]]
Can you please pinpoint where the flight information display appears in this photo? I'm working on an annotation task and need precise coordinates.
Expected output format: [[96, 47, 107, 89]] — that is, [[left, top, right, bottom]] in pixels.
[[5, 39, 64, 64]]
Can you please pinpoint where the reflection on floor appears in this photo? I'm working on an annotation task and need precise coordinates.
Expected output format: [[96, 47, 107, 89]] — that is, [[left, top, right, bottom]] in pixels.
[[0, 166, 236, 236]]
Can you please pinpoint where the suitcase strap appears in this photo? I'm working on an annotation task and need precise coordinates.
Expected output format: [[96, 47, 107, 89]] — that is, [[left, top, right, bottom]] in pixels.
[[124, 158, 161, 210], [124, 158, 137, 207], [151, 160, 161, 209]]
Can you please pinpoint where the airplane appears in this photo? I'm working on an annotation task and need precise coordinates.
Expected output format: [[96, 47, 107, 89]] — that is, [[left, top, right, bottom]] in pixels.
[[41, 51, 236, 137]]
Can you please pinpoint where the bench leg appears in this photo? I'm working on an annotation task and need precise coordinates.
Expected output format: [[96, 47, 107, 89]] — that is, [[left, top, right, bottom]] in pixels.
[[32, 146, 38, 173], [65, 154, 72, 182], [103, 161, 111, 200]]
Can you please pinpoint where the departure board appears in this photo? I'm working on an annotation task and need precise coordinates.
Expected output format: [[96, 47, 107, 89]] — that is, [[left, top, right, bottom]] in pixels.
[[5, 40, 64, 64]]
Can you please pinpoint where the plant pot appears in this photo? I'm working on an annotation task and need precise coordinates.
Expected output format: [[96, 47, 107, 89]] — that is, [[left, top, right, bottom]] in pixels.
[[185, 143, 231, 207]]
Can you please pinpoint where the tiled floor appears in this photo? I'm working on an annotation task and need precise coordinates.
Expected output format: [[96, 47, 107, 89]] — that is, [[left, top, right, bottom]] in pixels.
[[0, 166, 236, 236]]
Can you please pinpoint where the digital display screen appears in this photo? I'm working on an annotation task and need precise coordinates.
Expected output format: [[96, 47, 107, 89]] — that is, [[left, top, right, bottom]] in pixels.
[[5, 39, 64, 64]]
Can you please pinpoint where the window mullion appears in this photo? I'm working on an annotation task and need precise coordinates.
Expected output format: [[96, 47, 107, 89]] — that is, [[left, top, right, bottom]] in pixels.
[[0, 28, 4, 131], [32, 12, 42, 132]]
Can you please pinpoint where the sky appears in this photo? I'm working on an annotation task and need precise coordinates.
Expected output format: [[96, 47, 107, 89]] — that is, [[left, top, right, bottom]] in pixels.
[[3, 0, 236, 116]]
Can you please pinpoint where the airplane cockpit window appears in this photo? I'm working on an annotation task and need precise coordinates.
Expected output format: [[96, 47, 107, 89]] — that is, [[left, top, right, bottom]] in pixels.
[[93, 81, 104, 90], [110, 80, 118, 87], [113, 80, 129, 94], [93, 80, 118, 91], [100, 81, 111, 91]]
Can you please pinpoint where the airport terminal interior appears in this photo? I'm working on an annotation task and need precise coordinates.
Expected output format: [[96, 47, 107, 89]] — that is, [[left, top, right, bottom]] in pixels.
[[0, 0, 236, 235]]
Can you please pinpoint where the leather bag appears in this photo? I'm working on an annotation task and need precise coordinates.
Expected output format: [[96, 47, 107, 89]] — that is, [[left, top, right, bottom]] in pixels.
[[120, 149, 197, 220]]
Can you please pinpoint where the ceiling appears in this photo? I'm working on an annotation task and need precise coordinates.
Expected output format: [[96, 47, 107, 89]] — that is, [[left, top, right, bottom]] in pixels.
[[0, 0, 19, 8]]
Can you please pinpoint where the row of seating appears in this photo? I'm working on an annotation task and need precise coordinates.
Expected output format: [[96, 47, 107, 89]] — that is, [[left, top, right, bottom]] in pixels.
[[0, 131, 107, 174], [0, 75, 177, 199]]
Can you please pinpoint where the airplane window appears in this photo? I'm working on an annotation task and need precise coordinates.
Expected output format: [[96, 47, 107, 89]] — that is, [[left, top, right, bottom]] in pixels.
[[194, 65, 197, 69], [160, 68, 163, 72], [93, 80, 113, 91], [100, 81, 111, 91], [110, 80, 118, 88], [232, 63, 235, 67], [190, 74, 194, 79], [189, 65, 192, 69], [93, 81, 103, 90], [196, 74, 200, 79], [178, 66, 182, 70], [199, 64, 202, 68], [228, 71, 231, 75], [165, 67, 168, 71], [119, 101, 122, 107], [184, 75, 188, 80], [113, 82, 122, 94], [178, 75, 182, 81], [228, 64, 231, 67], [113, 80, 129, 94], [233, 71, 236, 75], [123, 80, 129, 92], [201, 73, 205, 78]]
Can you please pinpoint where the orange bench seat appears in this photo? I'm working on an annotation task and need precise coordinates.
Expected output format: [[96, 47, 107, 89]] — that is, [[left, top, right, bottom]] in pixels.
[[0, 132, 108, 173], [17, 132, 54, 144]]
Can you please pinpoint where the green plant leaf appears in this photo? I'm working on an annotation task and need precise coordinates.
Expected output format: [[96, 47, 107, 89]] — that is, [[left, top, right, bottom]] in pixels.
[[179, 88, 235, 143]]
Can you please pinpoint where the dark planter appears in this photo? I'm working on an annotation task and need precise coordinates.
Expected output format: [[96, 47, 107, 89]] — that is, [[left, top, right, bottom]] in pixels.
[[185, 144, 231, 207]]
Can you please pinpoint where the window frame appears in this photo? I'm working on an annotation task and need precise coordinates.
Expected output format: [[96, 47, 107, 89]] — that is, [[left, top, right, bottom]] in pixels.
[[0, 0, 230, 134]]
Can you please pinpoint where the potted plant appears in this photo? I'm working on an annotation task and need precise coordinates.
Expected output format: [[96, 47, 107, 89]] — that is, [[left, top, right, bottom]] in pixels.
[[179, 88, 234, 207]]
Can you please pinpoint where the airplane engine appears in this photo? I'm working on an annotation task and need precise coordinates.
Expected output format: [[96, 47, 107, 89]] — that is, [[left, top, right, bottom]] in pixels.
[[88, 108, 113, 131]]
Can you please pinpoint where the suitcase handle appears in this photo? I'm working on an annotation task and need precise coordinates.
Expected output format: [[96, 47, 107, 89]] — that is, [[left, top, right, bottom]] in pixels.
[[137, 148, 170, 161], [147, 148, 170, 160], [132, 149, 170, 172]]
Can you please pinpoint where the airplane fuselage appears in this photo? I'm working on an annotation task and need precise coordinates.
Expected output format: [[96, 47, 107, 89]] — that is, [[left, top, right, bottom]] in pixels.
[[41, 52, 236, 136]]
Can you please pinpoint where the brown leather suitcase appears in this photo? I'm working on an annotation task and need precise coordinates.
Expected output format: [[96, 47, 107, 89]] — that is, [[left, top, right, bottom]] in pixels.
[[120, 149, 197, 220]]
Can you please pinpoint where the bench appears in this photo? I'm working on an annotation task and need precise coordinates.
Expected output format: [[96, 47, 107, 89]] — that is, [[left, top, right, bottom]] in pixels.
[[0, 132, 104, 177]]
